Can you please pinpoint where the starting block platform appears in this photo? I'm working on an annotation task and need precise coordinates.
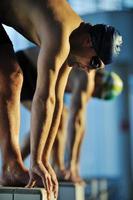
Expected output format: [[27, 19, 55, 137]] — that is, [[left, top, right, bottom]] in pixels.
[[0, 187, 51, 200], [59, 182, 85, 200], [0, 182, 85, 200]]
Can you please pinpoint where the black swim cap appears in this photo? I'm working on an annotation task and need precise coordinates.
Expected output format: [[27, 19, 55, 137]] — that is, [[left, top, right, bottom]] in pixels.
[[89, 24, 122, 65]]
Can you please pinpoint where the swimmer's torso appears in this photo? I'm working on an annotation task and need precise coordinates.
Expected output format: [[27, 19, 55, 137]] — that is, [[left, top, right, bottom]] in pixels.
[[0, 0, 82, 46]]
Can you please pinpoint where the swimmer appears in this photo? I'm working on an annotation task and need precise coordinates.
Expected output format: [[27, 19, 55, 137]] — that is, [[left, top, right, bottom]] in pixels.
[[0, 1, 122, 198], [15, 47, 123, 184]]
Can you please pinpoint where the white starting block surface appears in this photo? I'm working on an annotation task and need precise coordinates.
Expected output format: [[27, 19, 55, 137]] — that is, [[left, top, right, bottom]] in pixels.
[[0, 182, 85, 200], [59, 182, 85, 200], [0, 187, 55, 200]]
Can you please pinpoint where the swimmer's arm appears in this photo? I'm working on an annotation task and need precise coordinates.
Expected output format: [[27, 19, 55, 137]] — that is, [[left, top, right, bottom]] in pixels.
[[28, 39, 70, 196], [30, 43, 70, 163], [42, 62, 71, 161], [68, 85, 88, 167]]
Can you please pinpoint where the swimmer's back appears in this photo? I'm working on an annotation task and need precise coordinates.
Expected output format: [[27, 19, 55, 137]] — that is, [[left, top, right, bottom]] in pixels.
[[0, 0, 82, 46]]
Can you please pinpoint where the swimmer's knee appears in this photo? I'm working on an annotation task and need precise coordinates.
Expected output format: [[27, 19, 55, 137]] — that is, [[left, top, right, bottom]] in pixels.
[[10, 66, 23, 85], [0, 65, 23, 98]]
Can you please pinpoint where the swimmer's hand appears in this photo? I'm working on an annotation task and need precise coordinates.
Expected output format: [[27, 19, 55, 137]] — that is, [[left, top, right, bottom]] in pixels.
[[26, 161, 58, 200]]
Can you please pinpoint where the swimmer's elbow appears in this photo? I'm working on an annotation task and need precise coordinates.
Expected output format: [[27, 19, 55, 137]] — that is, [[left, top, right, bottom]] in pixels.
[[33, 92, 55, 108]]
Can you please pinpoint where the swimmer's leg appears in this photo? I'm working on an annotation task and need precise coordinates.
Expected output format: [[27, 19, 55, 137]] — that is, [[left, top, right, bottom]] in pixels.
[[0, 42, 29, 186]]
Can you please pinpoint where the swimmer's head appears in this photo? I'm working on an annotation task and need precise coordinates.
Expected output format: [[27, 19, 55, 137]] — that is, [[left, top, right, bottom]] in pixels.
[[89, 24, 123, 65], [69, 23, 122, 72], [93, 70, 123, 100]]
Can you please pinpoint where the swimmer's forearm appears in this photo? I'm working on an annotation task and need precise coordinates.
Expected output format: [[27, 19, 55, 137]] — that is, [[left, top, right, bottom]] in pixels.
[[42, 65, 71, 162], [68, 111, 84, 164], [42, 99, 64, 162], [30, 93, 55, 163], [68, 91, 86, 166]]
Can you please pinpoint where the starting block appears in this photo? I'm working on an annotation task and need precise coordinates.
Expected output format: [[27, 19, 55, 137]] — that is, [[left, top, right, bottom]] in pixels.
[[0, 182, 85, 200], [59, 182, 85, 200], [0, 187, 55, 200]]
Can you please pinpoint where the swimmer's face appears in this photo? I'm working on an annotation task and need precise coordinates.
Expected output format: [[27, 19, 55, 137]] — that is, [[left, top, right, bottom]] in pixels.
[[69, 33, 105, 72], [71, 46, 105, 72]]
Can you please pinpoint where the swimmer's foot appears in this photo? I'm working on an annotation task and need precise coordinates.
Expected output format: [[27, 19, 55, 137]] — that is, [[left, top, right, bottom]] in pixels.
[[56, 168, 70, 181], [70, 174, 86, 185], [1, 161, 29, 187], [58, 169, 86, 185]]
